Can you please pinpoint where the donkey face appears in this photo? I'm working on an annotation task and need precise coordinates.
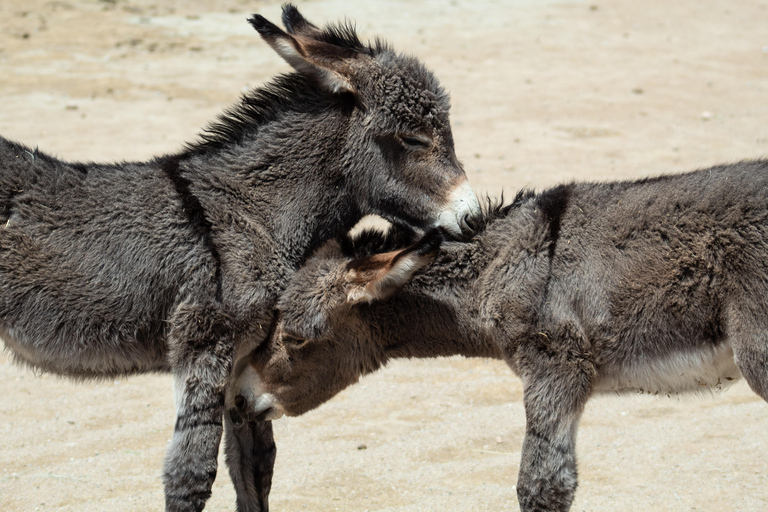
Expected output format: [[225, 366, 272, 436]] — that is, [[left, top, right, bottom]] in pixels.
[[251, 6, 481, 239], [247, 232, 441, 418]]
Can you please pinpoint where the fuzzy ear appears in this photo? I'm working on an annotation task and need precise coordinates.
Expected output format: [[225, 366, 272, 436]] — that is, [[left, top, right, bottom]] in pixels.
[[345, 229, 443, 305], [248, 8, 360, 94], [281, 4, 324, 38]]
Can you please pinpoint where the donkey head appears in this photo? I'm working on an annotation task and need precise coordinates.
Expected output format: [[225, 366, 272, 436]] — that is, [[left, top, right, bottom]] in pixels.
[[244, 229, 442, 419], [250, 5, 481, 240]]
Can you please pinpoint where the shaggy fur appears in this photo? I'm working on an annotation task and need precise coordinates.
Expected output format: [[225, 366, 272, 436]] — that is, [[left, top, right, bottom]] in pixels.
[[0, 5, 479, 511], [249, 160, 768, 511]]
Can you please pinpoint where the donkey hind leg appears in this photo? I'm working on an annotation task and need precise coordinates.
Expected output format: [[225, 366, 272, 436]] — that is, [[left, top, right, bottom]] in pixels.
[[728, 308, 768, 402], [224, 417, 276, 512], [163, 303, 236, 512], [516, 347, 594, 511]]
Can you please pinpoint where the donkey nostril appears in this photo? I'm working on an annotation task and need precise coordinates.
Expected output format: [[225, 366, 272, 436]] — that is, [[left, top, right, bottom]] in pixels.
[[229, 407, 245, 427], [460, 213, 481, 238], [234, 395, 246, 410]]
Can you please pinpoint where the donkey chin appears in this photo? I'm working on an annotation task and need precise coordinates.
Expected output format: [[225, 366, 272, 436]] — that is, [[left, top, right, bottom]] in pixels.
[[433, 179, 482, 241]]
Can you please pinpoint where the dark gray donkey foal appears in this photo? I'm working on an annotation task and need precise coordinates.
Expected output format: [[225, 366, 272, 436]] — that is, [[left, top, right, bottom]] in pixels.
[[0, 5, 481, 512], [247, 160, 768, 511]]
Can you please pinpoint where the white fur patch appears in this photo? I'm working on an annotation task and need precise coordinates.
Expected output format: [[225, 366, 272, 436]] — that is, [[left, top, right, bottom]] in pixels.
[[234, 365, 267, 407], [595, 342, 742, 395], [233, 366, 286, 420], [173, 372, 187, 414], [435, 179, 482, 239]]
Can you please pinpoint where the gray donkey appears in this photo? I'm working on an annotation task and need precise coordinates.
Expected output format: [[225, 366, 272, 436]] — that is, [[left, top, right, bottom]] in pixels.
[[245, 160, 768, 511], [0, 5, 481, 512]]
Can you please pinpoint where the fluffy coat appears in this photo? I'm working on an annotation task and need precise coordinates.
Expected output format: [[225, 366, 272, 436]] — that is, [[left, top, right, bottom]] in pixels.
[[250, 160, 768, 511], [0, 5, 479, 511]]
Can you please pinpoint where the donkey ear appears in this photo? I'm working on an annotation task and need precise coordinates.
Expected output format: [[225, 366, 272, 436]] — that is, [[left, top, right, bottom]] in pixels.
[[281, 4, 324, 38], [344, 229, 443, 305], [249, 12, 359, 94]]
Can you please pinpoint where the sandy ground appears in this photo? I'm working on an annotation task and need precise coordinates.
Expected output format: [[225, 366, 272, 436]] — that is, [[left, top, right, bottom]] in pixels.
[[1, 0, 767, 510]]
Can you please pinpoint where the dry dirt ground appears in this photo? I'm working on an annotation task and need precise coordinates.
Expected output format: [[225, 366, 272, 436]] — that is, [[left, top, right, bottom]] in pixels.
[[1, 0, 767, 511]]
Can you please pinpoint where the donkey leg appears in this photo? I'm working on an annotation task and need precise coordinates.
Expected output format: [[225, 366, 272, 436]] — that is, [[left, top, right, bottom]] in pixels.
[[515, 343, 594, 512], [727, 308, 768, 402], [224, 418, 276, 512], [163, 303, 235, 512]]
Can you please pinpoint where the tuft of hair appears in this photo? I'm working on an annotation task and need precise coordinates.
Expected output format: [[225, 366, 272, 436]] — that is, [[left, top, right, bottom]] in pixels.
[[468, 189, 536, 235], [184, 74, 336, 155], [316, 20, 376, 55], [340, 221, 420, 259]]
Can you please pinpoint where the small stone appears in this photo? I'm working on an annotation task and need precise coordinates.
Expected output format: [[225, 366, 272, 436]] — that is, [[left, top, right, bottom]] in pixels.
[[700, 111, 713, 120], [496, 436, 503, 444], [357, 444, 367, 450]]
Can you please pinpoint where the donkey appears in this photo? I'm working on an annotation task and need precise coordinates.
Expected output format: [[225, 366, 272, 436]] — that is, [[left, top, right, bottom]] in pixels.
[[0, 5, 481, 512], [245, 159, 768, 511]]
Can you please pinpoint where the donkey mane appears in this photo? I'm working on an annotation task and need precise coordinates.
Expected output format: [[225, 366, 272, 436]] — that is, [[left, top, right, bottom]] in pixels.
[[184, 73, 337, 155], [340, 223, 420, 259], [314, 20, 389, 56], [473, 189, 537, 234]]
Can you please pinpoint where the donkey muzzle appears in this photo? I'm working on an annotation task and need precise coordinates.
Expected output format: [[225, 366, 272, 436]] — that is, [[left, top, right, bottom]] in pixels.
[[231, 364, 286, 423], [435, 179, 482, 241]]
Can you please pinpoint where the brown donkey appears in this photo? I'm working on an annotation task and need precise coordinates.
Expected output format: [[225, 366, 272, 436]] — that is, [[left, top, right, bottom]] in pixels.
[[244, 160, 768, 511]]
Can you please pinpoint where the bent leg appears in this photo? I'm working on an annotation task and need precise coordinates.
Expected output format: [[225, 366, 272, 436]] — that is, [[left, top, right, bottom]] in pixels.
[[224, 417, 276, 512], [164, 303, 235, 512]]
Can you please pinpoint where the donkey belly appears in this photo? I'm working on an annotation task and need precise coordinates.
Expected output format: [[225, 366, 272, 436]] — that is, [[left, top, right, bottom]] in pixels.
[[594, 341, 742, 395], [0, 223, 189, 379], [0, 322, 170, 377]]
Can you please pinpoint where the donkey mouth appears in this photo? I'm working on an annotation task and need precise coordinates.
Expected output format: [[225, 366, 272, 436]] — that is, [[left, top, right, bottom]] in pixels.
[[435, 179, 482, 241], [231, 392, 285, 424], [253, 405, 284, 422]]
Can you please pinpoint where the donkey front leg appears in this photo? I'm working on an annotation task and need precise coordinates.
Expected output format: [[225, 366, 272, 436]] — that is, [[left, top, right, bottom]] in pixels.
[[224, 418, 276, 512], [164, 303, 236, 512], [516, 349, 593, 512]]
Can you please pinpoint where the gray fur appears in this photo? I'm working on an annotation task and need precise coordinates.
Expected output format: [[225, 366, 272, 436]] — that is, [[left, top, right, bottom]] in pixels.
[[0, 5, 478, 511], [249, 160, 768, 511]]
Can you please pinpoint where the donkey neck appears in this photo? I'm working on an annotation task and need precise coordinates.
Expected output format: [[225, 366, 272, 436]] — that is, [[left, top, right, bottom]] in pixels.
[[177, 99, 361, 273], [267, 160, 359, 269], [365, 242, 501, 361], [362, 198, 553, 363]]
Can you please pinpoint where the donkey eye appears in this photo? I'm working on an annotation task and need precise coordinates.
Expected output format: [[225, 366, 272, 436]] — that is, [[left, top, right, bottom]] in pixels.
[[397, 133, 433, 150], [282, 335, 309, 349]]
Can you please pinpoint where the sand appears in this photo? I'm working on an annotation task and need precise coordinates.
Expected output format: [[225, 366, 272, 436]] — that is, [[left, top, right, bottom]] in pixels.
[[1, 0, 767, 510]]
